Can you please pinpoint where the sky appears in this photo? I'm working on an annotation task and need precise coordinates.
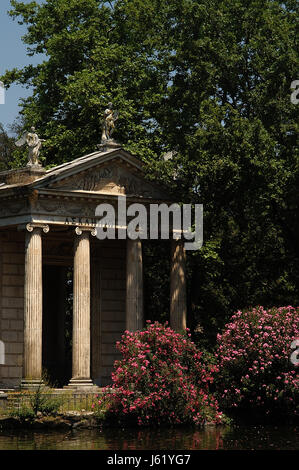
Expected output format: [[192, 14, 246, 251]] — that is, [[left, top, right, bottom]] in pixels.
[[0, 0, 44, 133]]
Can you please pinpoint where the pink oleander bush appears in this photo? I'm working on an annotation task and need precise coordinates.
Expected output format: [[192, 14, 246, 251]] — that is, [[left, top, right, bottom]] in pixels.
[[93, 321, 224, 426], [215, 306, 299, 418]]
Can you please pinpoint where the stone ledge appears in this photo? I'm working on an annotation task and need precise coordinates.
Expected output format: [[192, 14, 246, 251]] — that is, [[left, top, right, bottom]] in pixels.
[[0, 413, 98, 430], [0, 166, 46, 186]]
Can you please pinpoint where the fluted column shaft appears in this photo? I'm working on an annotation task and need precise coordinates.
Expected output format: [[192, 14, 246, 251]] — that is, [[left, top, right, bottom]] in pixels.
[[170, 240, 187, 331], [126, 239, 143, 331], [23, 224, 49, 385], [72, 230, 91, 380], [67, 227, 97, 389]]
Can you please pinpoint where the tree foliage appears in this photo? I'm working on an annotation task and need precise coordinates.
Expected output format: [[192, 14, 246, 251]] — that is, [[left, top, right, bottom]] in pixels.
[[1, 0, 298, 346], [0, 123, 15, 171]]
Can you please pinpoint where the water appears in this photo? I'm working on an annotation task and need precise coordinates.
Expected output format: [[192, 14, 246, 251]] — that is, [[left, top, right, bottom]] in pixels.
[[0, 425, 298, 450]]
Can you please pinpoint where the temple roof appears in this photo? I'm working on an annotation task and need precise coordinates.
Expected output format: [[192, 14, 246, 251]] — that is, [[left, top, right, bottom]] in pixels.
[[0, 145, 173, 228], [0, 146, 169, 199]]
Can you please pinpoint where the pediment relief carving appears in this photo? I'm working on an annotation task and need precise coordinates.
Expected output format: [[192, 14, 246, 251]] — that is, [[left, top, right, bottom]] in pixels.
[[48, 164, 166, 199], [51, 165, 114, 192]]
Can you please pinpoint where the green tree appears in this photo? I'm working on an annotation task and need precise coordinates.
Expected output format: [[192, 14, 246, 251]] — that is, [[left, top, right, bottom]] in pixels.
[[2, 0, 171, 166], [0, 123, 15, 171], [1, 0, 298, 346]]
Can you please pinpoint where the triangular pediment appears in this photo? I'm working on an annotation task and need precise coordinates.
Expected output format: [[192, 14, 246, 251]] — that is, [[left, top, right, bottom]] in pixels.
[[33, 148, 170, 200], [49, 161, 167, 198]]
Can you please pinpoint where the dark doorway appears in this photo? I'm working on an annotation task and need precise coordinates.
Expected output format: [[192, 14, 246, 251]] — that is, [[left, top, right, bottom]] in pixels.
[[42, 265, 73, 387]]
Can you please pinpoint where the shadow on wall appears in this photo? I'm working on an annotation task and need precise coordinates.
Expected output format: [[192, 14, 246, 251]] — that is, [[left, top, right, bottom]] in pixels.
[[0, 340, 5, 364]]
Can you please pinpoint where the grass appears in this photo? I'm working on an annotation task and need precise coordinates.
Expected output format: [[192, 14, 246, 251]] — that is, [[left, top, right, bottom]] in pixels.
[[0, 389, 99, 422]]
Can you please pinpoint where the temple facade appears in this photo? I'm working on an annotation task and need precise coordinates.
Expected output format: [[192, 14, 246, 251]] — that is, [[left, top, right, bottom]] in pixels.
[[0, 145, 187, 390]]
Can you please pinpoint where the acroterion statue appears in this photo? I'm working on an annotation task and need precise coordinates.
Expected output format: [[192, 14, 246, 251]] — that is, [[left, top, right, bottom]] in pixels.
[[101, 102, 119, 143], [15, 127, 46, 166]]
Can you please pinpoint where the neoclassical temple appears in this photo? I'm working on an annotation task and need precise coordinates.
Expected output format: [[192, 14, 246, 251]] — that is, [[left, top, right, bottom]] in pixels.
[[0, 144, 187, 389]]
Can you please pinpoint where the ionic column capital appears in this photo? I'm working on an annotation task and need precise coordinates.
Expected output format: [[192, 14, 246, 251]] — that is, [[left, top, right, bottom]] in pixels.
[[75, 226, 96, 237], [18, 223, 50, 233], [26, 223, 50, 233]]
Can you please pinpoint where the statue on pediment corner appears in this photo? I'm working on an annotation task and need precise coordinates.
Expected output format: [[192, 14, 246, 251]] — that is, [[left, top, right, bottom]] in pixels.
[[101, 102, 119, 144], [15, 127, 46, 167]]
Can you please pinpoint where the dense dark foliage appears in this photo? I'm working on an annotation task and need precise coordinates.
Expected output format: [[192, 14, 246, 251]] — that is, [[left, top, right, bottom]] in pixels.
[[0, 123, 15, 171]]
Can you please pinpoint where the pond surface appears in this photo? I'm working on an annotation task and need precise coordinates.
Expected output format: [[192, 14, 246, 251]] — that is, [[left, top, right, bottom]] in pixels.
[[0, 425, 298, 450]]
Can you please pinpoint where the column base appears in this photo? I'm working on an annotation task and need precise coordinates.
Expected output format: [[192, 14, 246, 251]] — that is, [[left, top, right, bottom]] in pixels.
[[21, 379, 43, 390], [65, 378, 99, 391]]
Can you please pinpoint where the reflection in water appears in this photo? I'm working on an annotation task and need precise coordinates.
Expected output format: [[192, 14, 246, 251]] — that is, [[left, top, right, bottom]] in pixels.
[[0, 425, 298, 450]]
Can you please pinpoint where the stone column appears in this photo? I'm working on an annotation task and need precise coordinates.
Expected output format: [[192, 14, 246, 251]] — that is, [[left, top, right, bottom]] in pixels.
[[126, 239, 144, 331], [68, 227, 96, 389], [22, 223, 49, 388], [170, 239, 187, 331]]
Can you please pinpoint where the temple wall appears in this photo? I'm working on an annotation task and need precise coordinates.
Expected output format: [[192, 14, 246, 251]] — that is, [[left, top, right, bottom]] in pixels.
[[0, 230, 25, 388], [92, 240, 126, 386]]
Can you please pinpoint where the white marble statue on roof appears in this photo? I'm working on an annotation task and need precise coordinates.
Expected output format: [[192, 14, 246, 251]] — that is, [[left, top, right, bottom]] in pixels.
[[15, 127, 46, 167], [101, 102, 119, 143]]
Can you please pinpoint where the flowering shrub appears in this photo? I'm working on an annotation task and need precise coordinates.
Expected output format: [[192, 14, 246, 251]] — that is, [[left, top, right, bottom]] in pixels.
[[215, 306, 299, 418], [93, 321, 224, 426]]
